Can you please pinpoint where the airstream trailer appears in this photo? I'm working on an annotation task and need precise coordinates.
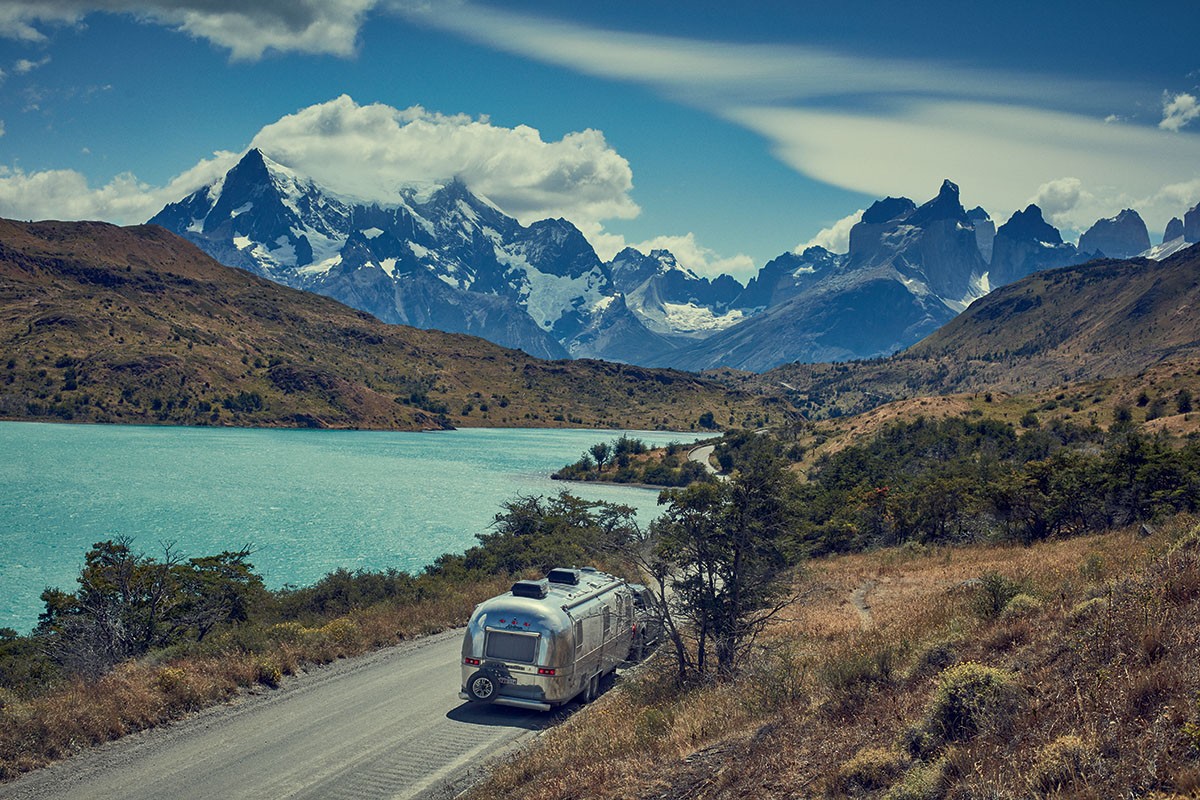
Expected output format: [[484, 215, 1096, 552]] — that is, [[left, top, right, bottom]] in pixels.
[[459, 567, 635, 711]]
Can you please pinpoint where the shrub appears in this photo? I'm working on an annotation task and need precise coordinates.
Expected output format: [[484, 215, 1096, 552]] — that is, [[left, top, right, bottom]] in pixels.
[[971, 573, 1028, 620], [1030, 734, 1092, 793], [830, 746, 908, 794], [1000, 593, 1043, 620], [884, 754, 955, 800], [917, 663, 1021, 751], [908, 634, 962, 679], [253, 658, 282, 688], [830, 748, 902, 796]]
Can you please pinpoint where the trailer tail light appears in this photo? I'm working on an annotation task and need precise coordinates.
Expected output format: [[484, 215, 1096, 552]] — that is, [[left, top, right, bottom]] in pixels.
[[464, 658, 481, 666], [538, 668, 556, 676]]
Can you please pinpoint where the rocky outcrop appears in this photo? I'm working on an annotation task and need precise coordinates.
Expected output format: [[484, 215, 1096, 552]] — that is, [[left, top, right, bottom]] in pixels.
[[1078, 209, 1151, 259]]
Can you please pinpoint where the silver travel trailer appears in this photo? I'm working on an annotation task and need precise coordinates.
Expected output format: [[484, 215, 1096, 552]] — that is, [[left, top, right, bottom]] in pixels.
[[459, 567, 635, 711]]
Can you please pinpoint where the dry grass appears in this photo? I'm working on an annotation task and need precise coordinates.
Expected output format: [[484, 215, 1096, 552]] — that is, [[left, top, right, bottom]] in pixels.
[[469, 516, 1200, 799], [0, 574, 511, 779]]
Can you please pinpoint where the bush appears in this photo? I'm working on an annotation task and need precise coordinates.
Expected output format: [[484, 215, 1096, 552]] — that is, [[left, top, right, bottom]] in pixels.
[[1030, 734, 1092, 793], [830, 747, 907, 795], [884, 754, 955, 800], [820, 640, 899, 707], [1000, 593, 1043, 620], [971, 573, 1028, 620], [921, 662, 1021, 747]]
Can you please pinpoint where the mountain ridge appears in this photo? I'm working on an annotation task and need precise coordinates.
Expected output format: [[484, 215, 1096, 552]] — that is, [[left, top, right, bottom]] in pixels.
[[0, 218, 768, 431]]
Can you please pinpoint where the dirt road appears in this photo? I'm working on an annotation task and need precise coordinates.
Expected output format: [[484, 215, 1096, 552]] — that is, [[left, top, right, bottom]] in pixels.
[[1, 629, 548, 800]]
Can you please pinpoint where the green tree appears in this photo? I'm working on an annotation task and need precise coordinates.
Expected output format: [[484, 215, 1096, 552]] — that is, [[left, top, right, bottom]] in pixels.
[[653, 445, 799, 680], [589, 441, 612, 471]]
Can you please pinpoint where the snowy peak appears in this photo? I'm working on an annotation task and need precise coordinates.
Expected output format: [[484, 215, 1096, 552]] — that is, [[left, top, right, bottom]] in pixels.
[[148, 151, 665, 363]]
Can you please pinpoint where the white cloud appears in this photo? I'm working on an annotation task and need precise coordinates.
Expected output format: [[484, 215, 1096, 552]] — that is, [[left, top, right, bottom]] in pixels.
[[0, 1, 376, 59], [0, 151, 237, 223], [625, 232, 756, 281], [797, 209, 863, 255], [13, 56, 50, 73], [1160, 92, 1200, 132], [395, 2, 1200, 244], [0, 97, 638, 233], [249, 95, 638, 226], [727, 100, 1200, 241], [0, 120, 5, 137]]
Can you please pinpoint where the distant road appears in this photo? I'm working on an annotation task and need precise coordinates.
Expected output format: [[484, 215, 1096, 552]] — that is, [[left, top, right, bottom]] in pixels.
[[688, 444, 720, 476], [1, 630, 546, 800]]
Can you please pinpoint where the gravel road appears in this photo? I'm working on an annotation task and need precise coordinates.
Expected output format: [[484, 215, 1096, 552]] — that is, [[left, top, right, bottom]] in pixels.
[[0, 629, 550, 800]]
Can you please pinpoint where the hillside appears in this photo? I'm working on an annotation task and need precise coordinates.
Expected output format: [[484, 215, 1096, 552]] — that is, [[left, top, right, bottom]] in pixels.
[[473, 520, 1200, 799], [0, 219, 768, 431], [750, 244, 1200, 419]]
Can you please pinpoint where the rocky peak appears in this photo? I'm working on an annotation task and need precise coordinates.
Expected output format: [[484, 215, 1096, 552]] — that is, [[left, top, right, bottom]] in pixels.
[[861, 196, 916, 224], [1185, 203, 1200, 243], [1164, 217, 1184, 242], [996, 205, 1062, 245], [1078, 209, 1151, 259], [905, 179, 969, 226]]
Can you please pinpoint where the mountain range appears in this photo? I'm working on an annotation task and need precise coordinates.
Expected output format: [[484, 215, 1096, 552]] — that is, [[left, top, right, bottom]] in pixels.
[[0, 218, 766, 431], [148, 150, 1200, 373]]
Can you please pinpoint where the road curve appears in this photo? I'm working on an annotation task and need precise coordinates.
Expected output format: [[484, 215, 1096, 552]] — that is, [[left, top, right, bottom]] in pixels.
[[0, 629, 548, 800], [687, 444, 719, 476]]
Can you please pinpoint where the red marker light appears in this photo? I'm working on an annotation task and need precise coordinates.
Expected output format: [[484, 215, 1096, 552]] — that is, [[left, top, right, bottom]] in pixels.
[[464, 658, 481, 666], [538, 668, 556, 676]]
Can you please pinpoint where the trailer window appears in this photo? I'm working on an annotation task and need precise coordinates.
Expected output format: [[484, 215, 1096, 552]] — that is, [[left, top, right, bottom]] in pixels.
[[603, 607, 612, 638], [574, 620, 584, 653], [485, 631, 538, 663]]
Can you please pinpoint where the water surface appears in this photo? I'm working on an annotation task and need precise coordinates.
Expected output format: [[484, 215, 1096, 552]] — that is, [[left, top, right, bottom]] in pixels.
[[0, 422, 698, 632]]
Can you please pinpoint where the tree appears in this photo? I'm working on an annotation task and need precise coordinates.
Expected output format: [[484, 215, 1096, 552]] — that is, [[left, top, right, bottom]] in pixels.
[[37, 538, 265, 677], [589, 441, 612, 471], [652, 444, 799, 680]]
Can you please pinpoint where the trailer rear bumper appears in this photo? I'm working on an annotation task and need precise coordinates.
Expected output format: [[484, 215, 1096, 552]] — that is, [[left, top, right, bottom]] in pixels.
[[459, 691, 553, 712]]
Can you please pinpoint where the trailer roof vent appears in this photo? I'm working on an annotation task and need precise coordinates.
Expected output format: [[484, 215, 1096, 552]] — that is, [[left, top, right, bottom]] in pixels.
[[511, 578, 549, 599], [546, 568, 581, 586]]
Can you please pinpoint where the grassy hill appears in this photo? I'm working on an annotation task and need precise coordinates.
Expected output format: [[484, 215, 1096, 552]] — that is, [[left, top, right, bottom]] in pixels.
[[743, 245, 1200, 420], [0, 219, 768, 432], [472, 518, 1200, 799]]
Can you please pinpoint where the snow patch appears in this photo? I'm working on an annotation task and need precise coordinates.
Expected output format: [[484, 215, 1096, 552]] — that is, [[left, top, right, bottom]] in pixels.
[[661, 302, 748, 334], [361, 227, 384, 240], [231, 203, 252, 217], [380, 257, 398, 277], [233, 236, 252, 250]]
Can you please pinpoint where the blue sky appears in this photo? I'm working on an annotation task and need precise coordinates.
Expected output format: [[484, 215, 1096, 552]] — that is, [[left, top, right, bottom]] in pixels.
[[1, 1, 1198, 280]]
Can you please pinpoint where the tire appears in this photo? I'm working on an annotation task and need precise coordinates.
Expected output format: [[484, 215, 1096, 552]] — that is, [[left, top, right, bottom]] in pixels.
[[466, 670, 498, 702]]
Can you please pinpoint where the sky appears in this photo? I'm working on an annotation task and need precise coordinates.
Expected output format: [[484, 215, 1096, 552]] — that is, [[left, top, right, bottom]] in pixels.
[[1, 1, 1198, 282]]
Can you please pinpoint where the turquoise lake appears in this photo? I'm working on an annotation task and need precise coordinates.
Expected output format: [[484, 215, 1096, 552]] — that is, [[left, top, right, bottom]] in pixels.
[[0, 422, 699, 633]]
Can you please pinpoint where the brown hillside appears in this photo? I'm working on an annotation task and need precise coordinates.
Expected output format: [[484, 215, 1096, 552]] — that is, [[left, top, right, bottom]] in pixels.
[[0, 219, 768, 431]]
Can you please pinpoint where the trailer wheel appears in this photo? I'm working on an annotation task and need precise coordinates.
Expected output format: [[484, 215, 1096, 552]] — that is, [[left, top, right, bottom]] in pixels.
[[466, 670, 498, 702]]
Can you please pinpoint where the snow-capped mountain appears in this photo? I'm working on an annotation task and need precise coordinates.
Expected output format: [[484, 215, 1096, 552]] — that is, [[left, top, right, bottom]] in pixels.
[[150, 149, 682, 362], [607, 248, 746, 339], [653, 180, 1092, 372]]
